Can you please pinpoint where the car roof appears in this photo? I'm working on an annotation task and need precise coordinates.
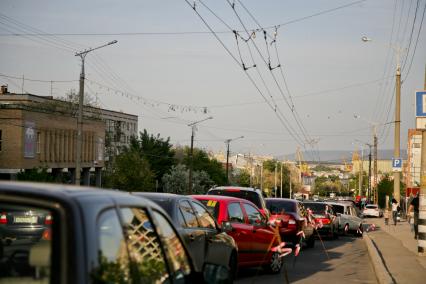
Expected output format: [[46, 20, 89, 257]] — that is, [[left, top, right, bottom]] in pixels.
[[209, 186, 261, 193], [0, 181, 159, 209], [265, 198, 299, 204], [191, 194, 245, 203]]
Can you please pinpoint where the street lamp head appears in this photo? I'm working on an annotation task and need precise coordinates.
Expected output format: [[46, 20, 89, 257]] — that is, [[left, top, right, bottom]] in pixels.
[[361, 36, 372, 42], [108, 40, 118, 45]]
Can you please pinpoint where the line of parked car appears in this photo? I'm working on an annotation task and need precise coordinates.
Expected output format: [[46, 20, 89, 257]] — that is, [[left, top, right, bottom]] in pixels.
[[0, 182, 366, 284]]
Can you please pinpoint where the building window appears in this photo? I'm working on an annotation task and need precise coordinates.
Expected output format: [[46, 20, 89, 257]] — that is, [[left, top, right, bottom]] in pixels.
[[0, 129, 2, 151], [37, 132, 41, 154]]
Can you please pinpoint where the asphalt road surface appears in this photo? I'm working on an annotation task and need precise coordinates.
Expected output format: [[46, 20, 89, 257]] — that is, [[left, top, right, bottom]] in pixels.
[[235, 235, 377, 284]]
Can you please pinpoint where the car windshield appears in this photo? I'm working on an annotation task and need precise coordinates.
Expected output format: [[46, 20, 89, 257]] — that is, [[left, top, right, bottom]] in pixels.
[[303, 203, 327, 214], [208, 189, 262, 209], [143, 198, 173, 216], [266, 200, 295, 214]]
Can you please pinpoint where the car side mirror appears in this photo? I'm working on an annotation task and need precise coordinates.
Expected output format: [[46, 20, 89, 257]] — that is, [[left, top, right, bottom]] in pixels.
[[221, 221, 233, 233]]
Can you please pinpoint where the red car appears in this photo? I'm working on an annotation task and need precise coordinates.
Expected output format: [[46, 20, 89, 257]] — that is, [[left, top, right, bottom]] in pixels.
[[265, 198, 315, 248], [191, 195, 283, 274]]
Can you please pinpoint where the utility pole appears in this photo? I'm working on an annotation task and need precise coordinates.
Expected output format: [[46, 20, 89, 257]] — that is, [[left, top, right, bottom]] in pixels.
[[274, 161, 278, 197], [224, 136, 244, 184], [359, 147, 364, 198], [289, 165, 292, 199], [75, 40, 117, 185], [393, 59, 401, 202], [260, 161, 264, 192], [280, 162, 283, 198], [373, 129, 378, 204], [187, 116, 213, 194], [419, 129, 426, 256], [368, 149, 372, 202]]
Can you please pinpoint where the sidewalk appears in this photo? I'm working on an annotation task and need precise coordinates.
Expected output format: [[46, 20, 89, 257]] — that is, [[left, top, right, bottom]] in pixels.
[[365, 217, 426, 284]]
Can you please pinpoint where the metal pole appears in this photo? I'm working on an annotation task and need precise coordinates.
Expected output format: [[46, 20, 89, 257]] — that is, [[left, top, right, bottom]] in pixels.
[[394, 64, 401, 203], [274, 161, 277, 197], [359, 147, 364, 197], [75, 56, 85, 185], [368, 148, 372, 202], [419, 130, 426, 256], [374, 132, 378, 203], [280, 162, 283, 198], [226, 140, 230, 184], [188, 126, 195, 195], [289, 165, 292, 199], [260, 161, 263, 192]]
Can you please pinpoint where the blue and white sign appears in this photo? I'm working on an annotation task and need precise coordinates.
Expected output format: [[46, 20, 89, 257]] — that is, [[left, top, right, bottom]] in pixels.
[[392, 158, 402, 172], [416, 91, 426, 117]]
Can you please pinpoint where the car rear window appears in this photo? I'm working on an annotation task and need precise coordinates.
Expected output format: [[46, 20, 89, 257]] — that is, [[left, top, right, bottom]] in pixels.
[[145, 198, 173, 216], [332, 205, 344, 214], [208, 189, 262, 209], [266, 200, 295, 214], [198, 199, 220, 220], [365, 205, 377, 209], [303, 202, 326, 214]]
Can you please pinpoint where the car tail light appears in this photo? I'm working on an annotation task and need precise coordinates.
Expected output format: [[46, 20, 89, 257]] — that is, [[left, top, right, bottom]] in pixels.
[[45, 215, 52, 225], [0, 213, 6, 224], [225, 189, 241, 192], [316, 218, 331, 225], [288, 217, 297, 230], [42, 229, 52, 240]]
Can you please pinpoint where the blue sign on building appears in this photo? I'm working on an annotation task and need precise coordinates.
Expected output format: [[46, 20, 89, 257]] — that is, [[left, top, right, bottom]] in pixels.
[[416, 91, 426, 117], [392, 158, 402, 172]]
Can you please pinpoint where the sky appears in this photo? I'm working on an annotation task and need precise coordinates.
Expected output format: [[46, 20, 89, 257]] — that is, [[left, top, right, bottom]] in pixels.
[[0, 0, 425, 161]]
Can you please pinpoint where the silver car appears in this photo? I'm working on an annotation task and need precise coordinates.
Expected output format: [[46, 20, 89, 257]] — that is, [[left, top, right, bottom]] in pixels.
[[328, 202, 363, 236]]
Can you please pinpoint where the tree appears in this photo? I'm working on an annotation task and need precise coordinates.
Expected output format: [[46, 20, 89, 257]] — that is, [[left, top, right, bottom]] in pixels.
[[162, 164, 214, 194], [109, 148, 155, 192], [235, 169, 251, 187], [17, 167, 55, 183], [177, 146, 226, 186], [377, 174, 405, 208]]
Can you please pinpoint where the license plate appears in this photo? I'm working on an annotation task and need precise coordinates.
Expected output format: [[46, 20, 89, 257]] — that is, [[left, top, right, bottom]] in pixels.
[[14, 216, 38, 224]]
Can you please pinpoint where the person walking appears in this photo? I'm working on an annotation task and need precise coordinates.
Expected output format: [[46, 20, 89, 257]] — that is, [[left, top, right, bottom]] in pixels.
[[391, 198, 399, 226], [407, 193, 419, 239]]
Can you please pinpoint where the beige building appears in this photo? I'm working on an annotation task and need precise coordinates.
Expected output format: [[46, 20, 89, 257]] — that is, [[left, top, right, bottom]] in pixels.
[[0, 86, 138, 185], [406, 129, 422, 187]]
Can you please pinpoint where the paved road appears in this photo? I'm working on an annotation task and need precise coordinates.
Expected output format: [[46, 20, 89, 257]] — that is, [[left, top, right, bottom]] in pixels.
[[235, 235, 377, 284]]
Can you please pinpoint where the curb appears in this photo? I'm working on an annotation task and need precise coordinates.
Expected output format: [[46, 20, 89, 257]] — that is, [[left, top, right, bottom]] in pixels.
[[363, 232, 394, 284]]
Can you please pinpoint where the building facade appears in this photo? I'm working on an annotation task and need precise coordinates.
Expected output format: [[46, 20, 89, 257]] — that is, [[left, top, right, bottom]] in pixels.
[[0, 87, 138, 185], [406, 129, 422, 187]]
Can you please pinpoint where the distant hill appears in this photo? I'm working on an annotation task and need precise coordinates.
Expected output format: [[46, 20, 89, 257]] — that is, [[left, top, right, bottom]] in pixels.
[[278, 149, 407, 163]]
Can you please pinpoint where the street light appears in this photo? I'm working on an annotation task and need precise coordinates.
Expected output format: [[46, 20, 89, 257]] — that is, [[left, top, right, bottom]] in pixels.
[[74, 40, 117, 185], [225, 136, 244, 184], [187, 116, 213, 194]]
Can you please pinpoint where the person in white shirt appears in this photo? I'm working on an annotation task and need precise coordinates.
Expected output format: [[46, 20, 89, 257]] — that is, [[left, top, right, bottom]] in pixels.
[[391, 198, 399, 226]]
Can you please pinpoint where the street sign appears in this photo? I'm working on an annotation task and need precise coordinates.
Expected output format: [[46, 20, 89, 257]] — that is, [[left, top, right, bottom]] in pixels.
[[392, 158, 402, 172], [416, 91, 426, 117]]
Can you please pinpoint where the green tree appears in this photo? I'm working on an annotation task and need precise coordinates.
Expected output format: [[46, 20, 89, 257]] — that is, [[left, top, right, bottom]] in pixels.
[[235, 169, 251, 187], [377, 174, 405, 208], [110, 148, 155, 192], [17, 167, 55, 183], [162, 164, 214, 194]]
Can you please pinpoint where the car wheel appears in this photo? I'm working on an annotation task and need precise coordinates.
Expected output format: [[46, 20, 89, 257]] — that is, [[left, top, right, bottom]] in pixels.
[[228, 251, 238, 283], [265, 251, 283, 274], [343, 224, 349, 236]]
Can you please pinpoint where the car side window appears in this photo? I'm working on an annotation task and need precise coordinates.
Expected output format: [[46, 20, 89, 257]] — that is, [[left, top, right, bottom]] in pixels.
[[120, 207, 169, 283], [191, 201, 216, 229], [179, 200, 199, 228], [94, 208, 130, 282], [0, 204, 54, 283], [243, 203, 263, 225], [228, 203, 244, 223], [151, 210, 191, 283]]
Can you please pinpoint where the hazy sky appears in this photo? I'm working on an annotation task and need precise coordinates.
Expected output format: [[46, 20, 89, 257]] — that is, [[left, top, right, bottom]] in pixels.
[[1, 0, 425, 161]]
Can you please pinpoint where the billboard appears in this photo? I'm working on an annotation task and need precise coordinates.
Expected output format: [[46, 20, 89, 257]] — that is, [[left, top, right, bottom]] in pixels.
[[415, 91, 426, 117], [24, 121, 36, 158]]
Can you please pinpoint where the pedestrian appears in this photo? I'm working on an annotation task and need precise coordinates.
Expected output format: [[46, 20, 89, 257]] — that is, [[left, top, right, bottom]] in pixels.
[[391, 198, 398, 226], [407, 193, 419, 239], [384, 208, 389, 226]]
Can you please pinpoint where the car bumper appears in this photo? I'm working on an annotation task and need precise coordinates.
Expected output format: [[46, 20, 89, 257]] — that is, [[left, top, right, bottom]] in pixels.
[[0, 226, 45, 240]]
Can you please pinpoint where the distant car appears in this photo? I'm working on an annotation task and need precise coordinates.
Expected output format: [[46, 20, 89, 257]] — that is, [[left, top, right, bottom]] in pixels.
[[0, 182, 228, 284], [303, 201, 339, 239], [0, 204, 52, 245], [192, 195, 284, 274], [132, 192, 238, 279], [265, 198, 315, 248], [363, 204, 383, 218], [207, 186, 269, 217], [327, 202, 363, 236]]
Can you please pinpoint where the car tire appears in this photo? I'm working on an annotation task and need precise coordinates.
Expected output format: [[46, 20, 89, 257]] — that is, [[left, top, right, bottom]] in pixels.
[[306, 235, 315, 248], [264, 251, 283, 274], [228, 251, 238, 283]]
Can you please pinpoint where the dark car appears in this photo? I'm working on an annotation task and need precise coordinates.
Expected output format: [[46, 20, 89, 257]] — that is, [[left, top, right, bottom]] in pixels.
[[0, 182, 228, 284], [133, 192, 238, 278], [207, 187, 269, 217], [192, 195, 284, 274], [1, 204, 52, 244], [265, 198, 315, 248], [303, 201, 339, 239]]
